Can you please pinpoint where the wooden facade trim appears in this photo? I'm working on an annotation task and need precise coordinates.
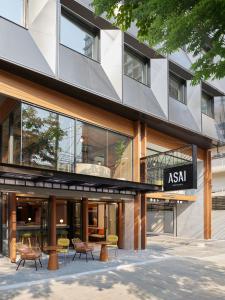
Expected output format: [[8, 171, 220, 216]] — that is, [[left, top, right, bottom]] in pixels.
[[146, 192, 197, 202], [0, 70, 134, 137], [147, 127, 204, 160]]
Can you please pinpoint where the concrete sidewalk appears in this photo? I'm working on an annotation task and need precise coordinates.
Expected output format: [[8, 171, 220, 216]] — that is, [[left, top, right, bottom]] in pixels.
[[0, 244, 168, 290]]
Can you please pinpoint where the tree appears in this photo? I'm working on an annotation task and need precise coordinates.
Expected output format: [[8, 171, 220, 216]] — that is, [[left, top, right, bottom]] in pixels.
[[22, 106, 66, 169], [92, 0, 225, 84]]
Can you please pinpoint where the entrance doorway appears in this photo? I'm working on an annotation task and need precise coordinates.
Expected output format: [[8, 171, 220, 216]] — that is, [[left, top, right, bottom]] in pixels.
[[88, 202, 118, 241], [147, 202, 175, 235]]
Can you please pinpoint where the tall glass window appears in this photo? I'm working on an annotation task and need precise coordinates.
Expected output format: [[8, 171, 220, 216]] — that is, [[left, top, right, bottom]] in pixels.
[[1, 117, 9, 163], [76, 121, 108, 177], [57, 115, 75, 172], [169, 73, 186, 103], [1, 101, 133, 181], [60, 10, 97, 60], [0, 0, 25, 26], [124, 48, 148, 85], [108, 131, 133, 181], [201, 92, 214, 118], [21, 104, 75, 170]]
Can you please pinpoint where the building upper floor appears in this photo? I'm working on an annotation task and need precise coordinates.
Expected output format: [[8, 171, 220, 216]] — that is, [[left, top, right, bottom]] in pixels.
[[0, 0, 225, 145]]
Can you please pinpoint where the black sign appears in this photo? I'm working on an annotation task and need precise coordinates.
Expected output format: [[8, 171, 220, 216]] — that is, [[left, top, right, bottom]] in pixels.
[[163, 164, 197, 191]]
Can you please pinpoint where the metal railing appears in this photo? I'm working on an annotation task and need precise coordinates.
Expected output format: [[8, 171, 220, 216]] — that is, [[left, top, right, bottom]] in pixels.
[[140, 144, 196, 185]]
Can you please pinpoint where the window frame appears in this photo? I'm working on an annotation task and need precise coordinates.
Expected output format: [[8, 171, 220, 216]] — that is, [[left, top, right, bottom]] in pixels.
[[124, 46, 150, 86], [169, 72, 187, 104], [60, 7, 100, 61], [201, 90, 214, 119], [0, 0, 27, 27]]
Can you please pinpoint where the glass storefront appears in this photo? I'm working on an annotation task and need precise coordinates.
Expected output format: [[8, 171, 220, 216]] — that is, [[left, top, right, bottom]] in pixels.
[[0, 101, 133, 181], [0, 193, 119, 254]]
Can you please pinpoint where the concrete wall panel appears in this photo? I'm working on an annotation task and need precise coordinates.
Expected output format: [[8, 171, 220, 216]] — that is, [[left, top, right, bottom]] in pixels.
[[101, 30, 122, 100], [169, 97, 200, 132], [28, 0, 57, 73], [123, 75, 166, 119], [176, 161, 204, 238], [59, 45, 120, 101], [151, 58, 168, 117], [0, 17, 53, 76]]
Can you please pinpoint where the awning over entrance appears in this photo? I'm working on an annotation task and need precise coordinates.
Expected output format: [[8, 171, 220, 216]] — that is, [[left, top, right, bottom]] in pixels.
[[146, 192, 196, 202], [0, 163, 161, 194]]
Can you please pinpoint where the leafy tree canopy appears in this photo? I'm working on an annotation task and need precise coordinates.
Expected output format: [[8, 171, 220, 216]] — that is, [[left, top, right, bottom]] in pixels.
[[92, 0, 225, 84]]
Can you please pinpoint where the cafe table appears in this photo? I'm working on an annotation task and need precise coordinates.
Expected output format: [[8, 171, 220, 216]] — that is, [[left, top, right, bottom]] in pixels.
[[43, 245, 63, 270], [96, 241, 111, 262]]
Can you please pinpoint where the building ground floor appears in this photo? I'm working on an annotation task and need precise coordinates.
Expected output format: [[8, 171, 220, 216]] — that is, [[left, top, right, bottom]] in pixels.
[[0, 69, 214, 262]]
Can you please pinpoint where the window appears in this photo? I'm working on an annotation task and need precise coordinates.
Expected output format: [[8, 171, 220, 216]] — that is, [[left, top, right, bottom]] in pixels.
[[0, 0, 25, 26], [1, 101, 133, 180], [201, 91, 214, 118], [124, 48, 148, 85], [169, 73, 186, 103], [60, 10, 98, 60]]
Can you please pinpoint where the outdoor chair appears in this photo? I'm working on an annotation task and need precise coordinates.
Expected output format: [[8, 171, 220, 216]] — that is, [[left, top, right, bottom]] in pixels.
[[16, 243, 42, 271], [57, 238, 70, 263], [106, 235, 119, 257], [71, 238, 94, 262]]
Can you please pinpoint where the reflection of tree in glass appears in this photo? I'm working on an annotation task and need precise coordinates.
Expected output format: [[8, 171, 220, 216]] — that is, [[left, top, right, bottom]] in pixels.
[[115, 140, 127, 166], [22, 106, 66, 168]]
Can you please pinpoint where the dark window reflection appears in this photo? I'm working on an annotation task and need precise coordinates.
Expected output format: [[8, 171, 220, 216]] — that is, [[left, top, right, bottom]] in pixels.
[[60, 12, 96, 59]]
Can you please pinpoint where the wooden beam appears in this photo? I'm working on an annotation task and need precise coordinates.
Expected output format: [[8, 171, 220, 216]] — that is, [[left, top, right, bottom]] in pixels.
[[204, 150, 212, 239], [82, 197, 88, 242], [9, 192, 17, 263], [134, 193, 141, 250], [146, 192, 197, 202]]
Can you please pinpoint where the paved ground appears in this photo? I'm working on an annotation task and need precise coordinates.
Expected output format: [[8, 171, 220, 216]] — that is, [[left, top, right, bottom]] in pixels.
[[1, 236, 225, 300]]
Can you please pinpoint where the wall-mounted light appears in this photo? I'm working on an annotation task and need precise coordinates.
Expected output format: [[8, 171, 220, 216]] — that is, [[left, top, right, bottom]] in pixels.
[[80, 136, 84, 143], [28, 217, 31, 222], [59, 219, 64, 224]]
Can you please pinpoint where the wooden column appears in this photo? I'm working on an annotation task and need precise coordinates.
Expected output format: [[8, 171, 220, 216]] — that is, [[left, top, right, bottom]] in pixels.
[[118, 202, 124, 249], [140, 122, 147, 249], [141, 193, 147, 249], [134, 193, 141, 250], [133, 120, 141, 182], [9, 193, 17, 263], [204, 150, 212, 239], [49, 195, 57, 246], [48, 195, 58, 270], [82, 197, 88, 242]]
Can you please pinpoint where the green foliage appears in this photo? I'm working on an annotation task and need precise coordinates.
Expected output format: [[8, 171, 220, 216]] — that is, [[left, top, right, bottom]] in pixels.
[[92, 0, 225, 84], [114, 140, 127, 165], [22, 106, 66, 168]]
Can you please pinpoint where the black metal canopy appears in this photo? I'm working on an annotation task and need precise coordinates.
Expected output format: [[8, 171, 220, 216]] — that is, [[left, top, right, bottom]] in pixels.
[[0, 163, 161, 194]]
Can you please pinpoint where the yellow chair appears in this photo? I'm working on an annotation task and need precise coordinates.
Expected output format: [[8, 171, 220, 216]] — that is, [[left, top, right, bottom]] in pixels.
[[57, 238, 70, 262], [106, 235, 119, 257]]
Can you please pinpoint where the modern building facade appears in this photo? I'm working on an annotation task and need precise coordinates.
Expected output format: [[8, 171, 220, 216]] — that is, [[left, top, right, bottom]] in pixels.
[[0, 0, 224, 262]]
